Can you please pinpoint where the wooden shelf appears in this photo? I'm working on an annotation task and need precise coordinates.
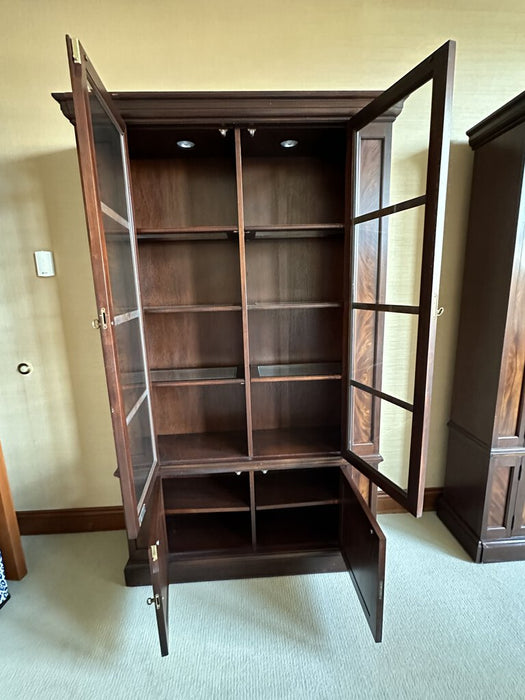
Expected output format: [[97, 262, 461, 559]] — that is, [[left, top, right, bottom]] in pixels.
[[255, 468, 340, 510], [256, 505, 339, 550], [137, 227, 238, 241], [251, 362, 342, 382], [166, 512, 252, 554], [248, 301, 342, 310], [253, 427, 341, 458], [158, 431, 248, 464], [245, 224, 344, 240], [151, 366, 244, 387], [144, 304, 241, 313], [163, 474, 250, 513]]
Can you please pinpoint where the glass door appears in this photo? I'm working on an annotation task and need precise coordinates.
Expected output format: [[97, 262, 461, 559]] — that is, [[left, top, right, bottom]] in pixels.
[[343, 41, 456, 516], [66, 36, 157, 538]]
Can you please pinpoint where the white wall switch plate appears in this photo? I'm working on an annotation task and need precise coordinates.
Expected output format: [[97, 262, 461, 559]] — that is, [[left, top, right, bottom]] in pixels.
[[34, 250, 56, 277]]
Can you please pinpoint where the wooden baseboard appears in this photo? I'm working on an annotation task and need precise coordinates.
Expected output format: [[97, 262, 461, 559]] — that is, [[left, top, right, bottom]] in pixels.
[[17, 506, 125, 535], [17, 488, 442, 536], [376, 487, 442, 514]]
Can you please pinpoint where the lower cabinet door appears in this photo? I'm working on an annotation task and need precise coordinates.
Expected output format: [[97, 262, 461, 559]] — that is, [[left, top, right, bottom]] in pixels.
[[339, 467, 386, 642], [146, 479, 169, 656]]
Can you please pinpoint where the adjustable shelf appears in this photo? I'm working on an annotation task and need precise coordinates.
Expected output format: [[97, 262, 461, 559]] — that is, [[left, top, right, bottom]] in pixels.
[[144, 304, 242, 314], [245, 224, 344, 239], [150, 366, 244, 387], [251, 362, 342, 382], [247, 301, 342, 310], [137, 226, 238, 241]]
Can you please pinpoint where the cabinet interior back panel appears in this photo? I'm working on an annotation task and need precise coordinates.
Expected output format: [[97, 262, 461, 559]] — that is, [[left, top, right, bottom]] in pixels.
[[145, 312, 243, 369], [130, 158, 238, 229], [153, 384, 246, 435], [246, 238, 344, 304], [251, 380, 341, 430], [249, 308, 342, 365], [242, 157, 345, 226], [139, 240, 242, 306]]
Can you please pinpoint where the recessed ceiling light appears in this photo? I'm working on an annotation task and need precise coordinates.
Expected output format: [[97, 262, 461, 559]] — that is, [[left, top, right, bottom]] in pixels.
[[177, 140, 195, 149], [280, 139, 298, 149]]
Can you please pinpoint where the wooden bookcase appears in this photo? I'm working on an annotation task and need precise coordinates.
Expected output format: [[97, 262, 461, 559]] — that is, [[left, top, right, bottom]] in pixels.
[[438, 93, 525, 562], [55, 36, 455, 655]]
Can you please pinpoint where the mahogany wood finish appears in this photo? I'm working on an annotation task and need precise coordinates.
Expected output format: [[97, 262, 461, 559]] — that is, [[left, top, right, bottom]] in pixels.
[[438, 92, 525, 562], [343, 41, 455, 517], [146, 480, 169, 656], [58, 36, 455, 654], [15, 487, 441, 536], [0, 442, 27, 580], [340, 468, 385, 641]]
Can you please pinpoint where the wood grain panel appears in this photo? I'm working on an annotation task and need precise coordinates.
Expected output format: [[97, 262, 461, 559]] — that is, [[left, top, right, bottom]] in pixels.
[[487, 463, 512, 528], [145, 311, 243, 370], [494, 227, 525, 444], [243, 157, 344, 226], [249, 307, 342, 366], [251, 380, 341, 431], [130, 158, 238, 229], [246, 238, 343, 304], [352, 139, 385, 451], [139, 240, 241, 306], [153, 384, 246, 435]]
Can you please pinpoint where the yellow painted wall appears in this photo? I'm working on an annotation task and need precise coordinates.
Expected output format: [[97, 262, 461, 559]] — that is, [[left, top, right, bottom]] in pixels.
[[1, 0, 524, 509]]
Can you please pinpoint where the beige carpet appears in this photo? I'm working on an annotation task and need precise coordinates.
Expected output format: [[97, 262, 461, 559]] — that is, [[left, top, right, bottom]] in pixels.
[[2, 512, 525, 699]]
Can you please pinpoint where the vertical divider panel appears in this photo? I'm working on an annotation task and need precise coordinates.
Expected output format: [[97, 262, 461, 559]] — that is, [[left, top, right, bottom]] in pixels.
[[249, 470, 257, 547], [235, 128, 254, 456]]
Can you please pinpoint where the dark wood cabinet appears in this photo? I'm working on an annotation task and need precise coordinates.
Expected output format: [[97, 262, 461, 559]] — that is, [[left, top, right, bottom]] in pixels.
[[438, 92, 525, 563], [55, 36, 454, 654]]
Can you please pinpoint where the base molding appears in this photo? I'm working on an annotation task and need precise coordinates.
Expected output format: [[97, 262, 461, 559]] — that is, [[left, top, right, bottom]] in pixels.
[[437, 496, 525, 563], [17, 506, 125, 535], [376, 486, 442, 514], [17, 488, 442, 536], [436, 497, 483, 561]]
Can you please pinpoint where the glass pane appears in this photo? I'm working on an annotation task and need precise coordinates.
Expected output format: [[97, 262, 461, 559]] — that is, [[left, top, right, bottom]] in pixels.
[[352, 310, 418, 406], [128, 397, 155, 503], [88, 83, 128, 219], [356, 81, 432, 216], [354, 205, 425, 307], [115, 316, 147, 417], [103, 213, 137, 315], [351, 388, 411, 491]]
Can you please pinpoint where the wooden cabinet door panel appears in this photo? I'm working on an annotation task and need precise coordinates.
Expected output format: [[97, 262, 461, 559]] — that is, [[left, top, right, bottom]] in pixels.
[[147, 480, 169, 656], [66, 36, 157, 538], [483, 454, 521, 540], [340, 467, 385, 641], [343, 41, 456, 516]]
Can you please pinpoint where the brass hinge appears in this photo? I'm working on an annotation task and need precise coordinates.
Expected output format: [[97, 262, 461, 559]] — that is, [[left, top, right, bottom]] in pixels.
[[91, 307, 108, 330], [71, 37, 82, 64], [150, 541, 159, 562]]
